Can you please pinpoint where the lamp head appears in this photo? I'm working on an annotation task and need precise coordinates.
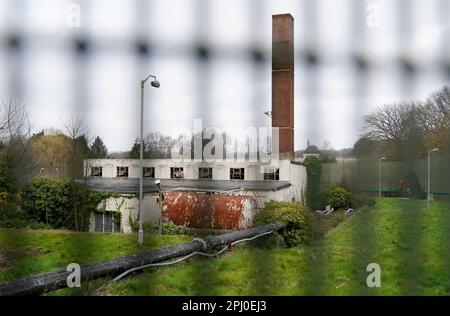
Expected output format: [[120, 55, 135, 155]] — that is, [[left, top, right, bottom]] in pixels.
[[431, 148, 439, 152], [151, 80, 160, 88]]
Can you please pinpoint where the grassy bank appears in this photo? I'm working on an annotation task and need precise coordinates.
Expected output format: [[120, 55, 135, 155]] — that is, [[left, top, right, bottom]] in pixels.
[[98, 198, 450, 296], [0, 229, 190, 284], [1, 198, 450, 295]]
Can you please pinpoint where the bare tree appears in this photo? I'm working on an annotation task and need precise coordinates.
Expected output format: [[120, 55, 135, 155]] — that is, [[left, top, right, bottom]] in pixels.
[[362, 102, 426, 159], [418, 86, 450, 133], [144, 132, 175, 158], [363, 103, 417, 142], [0, 97, 31, 147], [62, 115, 87, 141], [0, 98, 35, 184]]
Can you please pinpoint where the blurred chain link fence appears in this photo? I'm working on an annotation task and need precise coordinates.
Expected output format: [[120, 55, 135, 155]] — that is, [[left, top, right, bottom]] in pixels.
[[0, 0, 449, 151], [321, 153, 450, 198]]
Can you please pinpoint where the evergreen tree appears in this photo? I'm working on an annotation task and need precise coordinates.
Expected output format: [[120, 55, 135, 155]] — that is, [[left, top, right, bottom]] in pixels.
[[129, 138, 141, 159], [89, 136, 108, 159]]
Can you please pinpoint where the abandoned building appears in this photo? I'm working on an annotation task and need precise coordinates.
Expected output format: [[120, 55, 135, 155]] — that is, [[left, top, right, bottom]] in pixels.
[[82, 14, 307, 233]]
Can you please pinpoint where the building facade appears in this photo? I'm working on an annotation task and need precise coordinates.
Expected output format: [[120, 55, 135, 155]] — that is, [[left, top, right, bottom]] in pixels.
[[82, 13, 306, 233], [83, 158, 306, 233]]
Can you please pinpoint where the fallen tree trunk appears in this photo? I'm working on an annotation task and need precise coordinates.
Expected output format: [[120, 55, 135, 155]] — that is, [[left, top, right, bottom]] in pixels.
[[0, 221, 285, 296]]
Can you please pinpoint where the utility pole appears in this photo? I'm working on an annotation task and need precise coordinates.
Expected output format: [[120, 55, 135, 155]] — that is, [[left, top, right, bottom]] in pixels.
[[138, 74, 160, 245]]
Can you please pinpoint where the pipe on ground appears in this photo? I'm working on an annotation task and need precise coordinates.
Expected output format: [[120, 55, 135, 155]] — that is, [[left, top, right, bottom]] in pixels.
[[0, 221, 285, 296]]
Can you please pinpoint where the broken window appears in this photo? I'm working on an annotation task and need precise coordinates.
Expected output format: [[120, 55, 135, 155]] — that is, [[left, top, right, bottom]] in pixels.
[[230, 168, 245, 180], [264, 168, 280, 180], [94, 212, 119, 233], [199, 167, 213, 179], [143, 167, 155, 178], [91, 166, 102, 177], [116, 166, 129, 178], [170, 167, 184, 179]]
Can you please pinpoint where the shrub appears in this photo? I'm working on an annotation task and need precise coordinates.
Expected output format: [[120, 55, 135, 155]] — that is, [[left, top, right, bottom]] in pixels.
[[253, 201, 315, 247], [22, 178, 98, 231], [143, 220, 190, 235], [322, 185, 354, 209], [0, 191, 13, 210], [0, 157, 19, 212], [0, 209, 27, 228], [0, 157, 17, 195]]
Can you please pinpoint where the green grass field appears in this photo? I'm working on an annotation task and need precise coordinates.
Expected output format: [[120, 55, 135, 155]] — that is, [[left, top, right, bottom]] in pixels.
[[1, 198, 450, 295]]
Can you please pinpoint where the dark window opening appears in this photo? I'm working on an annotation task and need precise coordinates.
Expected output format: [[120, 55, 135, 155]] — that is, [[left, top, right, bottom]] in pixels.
[[199, 167, 213, 179], [117, 166, 129, 178], [143, 167, 155, 178], [171, 167, 184, 179], [91, 166, 102, 177], [230, 168, 245, 180], [264, 168, 280, 180], [94, 212, 119, 233]]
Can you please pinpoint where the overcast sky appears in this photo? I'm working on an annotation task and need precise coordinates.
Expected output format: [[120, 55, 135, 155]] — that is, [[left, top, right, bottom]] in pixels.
[[0, 0, 449, 151]]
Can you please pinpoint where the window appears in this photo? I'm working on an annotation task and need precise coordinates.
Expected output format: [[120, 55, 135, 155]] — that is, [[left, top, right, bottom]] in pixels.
[[264, 168, 280, 180], [91, 166, 102, 177], [198, 167, 213, 179], [230, 168, 245, 180], [170, 167, 184, 179], [143, 167, 155, 178], [94, 212, 119, 233], [116, 166, 129, 178]]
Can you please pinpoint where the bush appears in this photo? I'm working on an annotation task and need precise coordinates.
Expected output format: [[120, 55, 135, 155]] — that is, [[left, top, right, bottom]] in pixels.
[[22, 178, 96, 231], [0, 157, 19, 211], [253, 201, 315, 247], [0, 157, 17, 195], [143, 220, 190, 235], [322, 185, 354, 209], [0, 209, 27, 228]]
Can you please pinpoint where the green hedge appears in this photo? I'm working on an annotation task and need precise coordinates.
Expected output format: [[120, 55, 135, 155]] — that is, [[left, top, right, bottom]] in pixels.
[[22, 178, 100, 231], [254, 201, 315, 247], [321, 185, 354, 209]]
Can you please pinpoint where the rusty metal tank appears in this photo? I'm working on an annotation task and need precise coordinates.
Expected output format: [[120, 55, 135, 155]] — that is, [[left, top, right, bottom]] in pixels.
[[161, 191, 257, 230]]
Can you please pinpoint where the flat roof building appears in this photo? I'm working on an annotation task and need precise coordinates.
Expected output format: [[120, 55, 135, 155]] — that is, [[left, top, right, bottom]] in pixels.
[[82, 14, 306, 233]]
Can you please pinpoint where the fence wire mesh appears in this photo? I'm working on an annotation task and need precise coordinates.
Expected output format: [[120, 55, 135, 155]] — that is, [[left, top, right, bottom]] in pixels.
[[0, 0, 450, 297]]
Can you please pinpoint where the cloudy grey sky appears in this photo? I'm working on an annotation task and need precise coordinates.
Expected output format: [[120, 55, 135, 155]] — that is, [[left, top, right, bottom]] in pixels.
[[0, 0, 449, 151]]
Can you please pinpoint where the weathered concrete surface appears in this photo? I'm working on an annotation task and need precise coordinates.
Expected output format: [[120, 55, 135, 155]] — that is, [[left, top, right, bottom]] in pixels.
[[162, 192, 257, 230], [0, 222, 285, 296]]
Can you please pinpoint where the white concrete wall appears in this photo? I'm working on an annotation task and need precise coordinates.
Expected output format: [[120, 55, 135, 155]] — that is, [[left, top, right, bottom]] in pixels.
[[84, 159, 302, 182], [89, 194, 160, 233]]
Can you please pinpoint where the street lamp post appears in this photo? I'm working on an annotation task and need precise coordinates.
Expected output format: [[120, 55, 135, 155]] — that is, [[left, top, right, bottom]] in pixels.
[[427, 148, 439, 204], [378, 157, 386, 198], [138, 74, 160, 246]]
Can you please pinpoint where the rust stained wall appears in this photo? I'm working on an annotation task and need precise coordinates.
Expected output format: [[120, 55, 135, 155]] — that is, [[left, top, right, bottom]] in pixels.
[[162, 192, 257, 230]]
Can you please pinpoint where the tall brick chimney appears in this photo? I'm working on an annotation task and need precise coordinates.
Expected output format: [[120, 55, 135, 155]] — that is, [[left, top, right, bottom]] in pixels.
[[272, 14, 294, 160]]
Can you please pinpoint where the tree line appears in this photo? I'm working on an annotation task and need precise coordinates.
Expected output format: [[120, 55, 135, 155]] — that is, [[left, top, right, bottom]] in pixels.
[[1, 98, 109, 228], [354, 86, 450, 160]]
